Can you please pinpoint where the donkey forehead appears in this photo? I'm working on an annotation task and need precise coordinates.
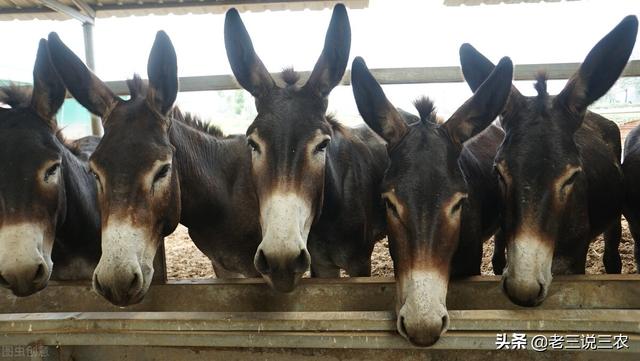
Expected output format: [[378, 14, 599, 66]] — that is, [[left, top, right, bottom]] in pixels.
[[498, 124, 579, 167], [96, 101, 171, 156], [387, 126, 463, 185], [251, 88, 329, 127], [91, 137, 170, 172], [496, 143, 580, 191], [0, 125, 61, 160], [502, 95, 573, 132], [248, 112, 333, 144], [104, 97, 166, 129]]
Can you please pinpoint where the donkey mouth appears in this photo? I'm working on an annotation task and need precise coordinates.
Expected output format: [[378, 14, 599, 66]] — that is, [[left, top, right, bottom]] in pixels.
[[501, 277, 547, 307], [262, 272, 304, 293], [95, 285, 147, 307], [5, 281, 49, 298], [93, 272, 149, 307]]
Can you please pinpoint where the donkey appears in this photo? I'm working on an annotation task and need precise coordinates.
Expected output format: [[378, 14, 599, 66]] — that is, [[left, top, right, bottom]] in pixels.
[[351, 56, 513, 346], [47, 31, 266, 306], [622, 124, 640, 272], [0, 39, 101, 297], [224, 4, 388, 292], [459, 15, 638, 307]]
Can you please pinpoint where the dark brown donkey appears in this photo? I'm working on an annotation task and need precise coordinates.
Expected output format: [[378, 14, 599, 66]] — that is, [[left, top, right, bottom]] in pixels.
[[225, 5, 387, 292], [351, 56, 513, 346], [459, 15, 638, 307], [47, 31, 265, 306], [622, 124, 640, 272], [0, 40, 101, 297]]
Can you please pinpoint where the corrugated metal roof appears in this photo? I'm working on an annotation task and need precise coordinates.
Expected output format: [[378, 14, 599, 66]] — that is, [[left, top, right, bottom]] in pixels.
[[0, 0, 368, 21], [444, 0, 580, 6]]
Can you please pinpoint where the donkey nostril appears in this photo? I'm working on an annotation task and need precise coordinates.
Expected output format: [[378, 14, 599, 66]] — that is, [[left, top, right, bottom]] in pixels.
[[129, 272, 140, 293], [255, 249, 271, 275], [129, 272, 142, 296], [93, 274, 105, 295], [293, 249, 311, 273], [398, 316, 408, 337], [502, 278, 509, 294], [441, 315, 449, 334], [33, 263, 47, 284], [537, 282, 545, 299], [0, 272, 8, 287]]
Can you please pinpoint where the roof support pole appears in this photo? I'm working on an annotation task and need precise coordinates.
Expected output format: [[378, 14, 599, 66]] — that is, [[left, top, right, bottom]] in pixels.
[[82, 21, 102, 136]]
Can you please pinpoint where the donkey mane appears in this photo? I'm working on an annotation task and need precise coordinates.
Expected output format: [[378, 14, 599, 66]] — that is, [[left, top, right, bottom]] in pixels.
[[0, 85, 32, 108], [170, 107, 225, 138], [413, 96, 439, 124], [533, 71, 549, 114], [534, 71, 549, 99], [127, 74, 147, 99], [0, 84, 84, 156], [281, 67, 300, 87], [123, 74, 224, 138]]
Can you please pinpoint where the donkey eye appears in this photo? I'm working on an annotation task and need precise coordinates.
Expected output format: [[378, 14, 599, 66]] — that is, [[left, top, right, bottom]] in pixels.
[[154, 164, 171, 183], [495, 166, 507, 189], [384, 198, 399, 218], [560, 169, 581, 198], [247, 139, 260, 153], [563, 170, 581, 187], [451, 200, 463, 214], [315, 139, 330, 153], [451, 196, 467, 215], [44, 163, 61, 182], [88, 167, 103, 193]]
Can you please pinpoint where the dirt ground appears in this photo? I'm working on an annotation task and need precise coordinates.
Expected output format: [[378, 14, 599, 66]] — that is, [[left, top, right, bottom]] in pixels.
[[164, 219, 637, 280]]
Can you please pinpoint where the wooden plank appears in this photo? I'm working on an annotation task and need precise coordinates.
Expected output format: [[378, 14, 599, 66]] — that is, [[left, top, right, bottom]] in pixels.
[[50, 345, 640, 361], [1, 309, 639, 333], [103, 60, 640, 95], [1, 275, 639, 313], [0, 310, 638, 350]]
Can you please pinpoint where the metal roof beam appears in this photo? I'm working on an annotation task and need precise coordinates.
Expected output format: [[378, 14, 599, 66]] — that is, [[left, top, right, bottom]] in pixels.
[[40, 0, 94, 24], [70, 0, 96, 18]]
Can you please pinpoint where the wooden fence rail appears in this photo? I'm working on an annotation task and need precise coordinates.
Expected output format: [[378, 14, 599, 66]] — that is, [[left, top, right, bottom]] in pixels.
[[0, 275, 639, 360], [102, 60, 640, 95]]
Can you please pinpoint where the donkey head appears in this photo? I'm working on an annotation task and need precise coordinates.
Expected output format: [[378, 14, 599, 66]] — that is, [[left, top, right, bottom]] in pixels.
[[224, 5, 350, 292], [352, 56, 512, 346], [48, 31, 181, 306], [0, 39, 67, 296], [459, 15, 638, 306]]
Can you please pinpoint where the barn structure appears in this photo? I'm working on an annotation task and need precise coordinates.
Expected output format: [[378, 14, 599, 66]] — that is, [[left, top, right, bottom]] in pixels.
[[0, 1, 639, 360]]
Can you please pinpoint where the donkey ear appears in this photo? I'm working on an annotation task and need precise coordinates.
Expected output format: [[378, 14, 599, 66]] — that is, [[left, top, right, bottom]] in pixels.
[[459, 43, 525, 121], [304, 4, 351, 97], [444, 57, 513, 145], [555, 15, 638, 117], [352, 57, 407, 148], [224, 8, 275, 98], [31, 39, 65, 125], [459, 43, 497, 93], [47, 32, 116, 118], [147, 31, 178, 115]]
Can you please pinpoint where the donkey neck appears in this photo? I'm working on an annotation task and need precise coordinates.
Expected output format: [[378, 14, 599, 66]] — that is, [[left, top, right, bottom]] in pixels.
[[55, 143, 101, 264], [319, 125, 387, 224], [168, 118, 256, 228]]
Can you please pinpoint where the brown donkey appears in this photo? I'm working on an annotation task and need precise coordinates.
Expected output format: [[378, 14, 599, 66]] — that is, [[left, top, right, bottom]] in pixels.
[[47, 31, 267, 305], [351, 56, 513, 346], [225, 4, 387, 292], [0, 40, 101, 297], [459, 15, 638, 307]]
